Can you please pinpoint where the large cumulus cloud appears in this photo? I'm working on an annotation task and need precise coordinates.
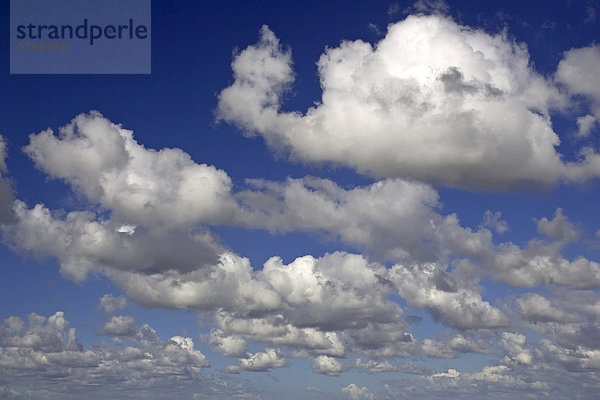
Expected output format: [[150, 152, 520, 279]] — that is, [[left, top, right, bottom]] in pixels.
[[217, 16, 600, 189]]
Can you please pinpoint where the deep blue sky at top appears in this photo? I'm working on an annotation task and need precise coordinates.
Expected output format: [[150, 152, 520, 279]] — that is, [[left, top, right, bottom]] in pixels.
[[1, 0, 599, 265]]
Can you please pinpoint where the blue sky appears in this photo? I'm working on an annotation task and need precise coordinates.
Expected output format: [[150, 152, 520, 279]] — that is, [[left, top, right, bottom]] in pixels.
[[1, 1, 600, 399]]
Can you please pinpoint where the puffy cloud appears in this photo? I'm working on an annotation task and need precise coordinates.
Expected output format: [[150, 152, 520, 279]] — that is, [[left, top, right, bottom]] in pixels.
[[535, 208, 581, 245], [500, 332, 532, 366], [440, 209, 600, 290], [537, 339, 600, 371], [238, 177, 443, 262], [238, 348, 287, 372], [213, 311, 348, 357], [482, 210, 509, 234], [475, 241, 600, 289], [160, 336, 210, 369], [0, 312, 80, 353], [258, 253, 400, 331], [431, 368, 460, 379], [102, 316, 139, 338], [104, 253, 279, 312], [341, 383, 374, 400], [468, 365, 527, 385], [421, 333, 492, 359], [354, 358, 434, 374], [5, 200, 225, 282], [209, 329, 247, 358], [311, 355, 346, 376], [203, 253, 413, 359], [556, 45, 600, 159], [13, 114, 600, 300], [107, 251, 405, 357], [98, 294, 128, 314], [576, 114, 598, 137], [217, 17, 600, 189], [7, 112, 600, 394], [23, 112, 237, 228], [516, 293, 572, 323], [0, 311, 220, 400], [556, 45, 600, 108], [389, 263, 509, 330]]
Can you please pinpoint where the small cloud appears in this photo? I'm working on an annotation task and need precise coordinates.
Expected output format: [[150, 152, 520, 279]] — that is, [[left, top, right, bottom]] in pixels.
[[585, 6, 597, 23], [535, 208, 580, 244], [238, 348, 287, 372], [312, 355, 346, 376], [407, 0, 449, 15], [102, 315, 138, 338], [116, 224, 136, 235], [388, 3, 401, 17], [341, 383, 374, 400], [576, 114, 597, 137], [222, 365, 241, 374], [431, 368, 461, 378], [483, 210, 509, 234], [98, 294, 128, 314], [367, 22, 384, 36], [305, 386, 321, 392]]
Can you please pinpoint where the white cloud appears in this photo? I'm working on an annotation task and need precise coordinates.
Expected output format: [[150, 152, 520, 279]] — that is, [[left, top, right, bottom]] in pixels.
[[0, 312, 80, 353], [5, 200, 226, 282], [13, 114, 600, 298], [107, 251, 405, 357], [102, 315, 139, 338], [0, 311, 221, 399], [516, 293, 572, 323], [311, 355, 346, 376], [477, 240, 600, 289], [556, 45, 600, 159], [431, 368, 460, 379], [217, 17, 600, 189], [7, 112, 600, 393], [341, 383, 374, 400], [238, 348, 287, 371], [23, 112, 238, 228], [209, 329, 248, 358], [238, 177, 443, 262], [389, 263, 509, 329], [354, 358, 433, 374], [556, 45, 600, 107], [482, 210, 509, 234], [214, 311, 348, 358], [105, 253, 279, 311], [500, 332, 532, 366], [576, 114, 598, 137], [161, 336, 210, 369], [421, 333, 491, 359], [535, 208, 581, 244], [98, 294, 128, 314]]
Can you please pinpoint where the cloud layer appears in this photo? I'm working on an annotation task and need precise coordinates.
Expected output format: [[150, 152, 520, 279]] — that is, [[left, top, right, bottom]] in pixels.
[[2, 8, 600, 396]]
